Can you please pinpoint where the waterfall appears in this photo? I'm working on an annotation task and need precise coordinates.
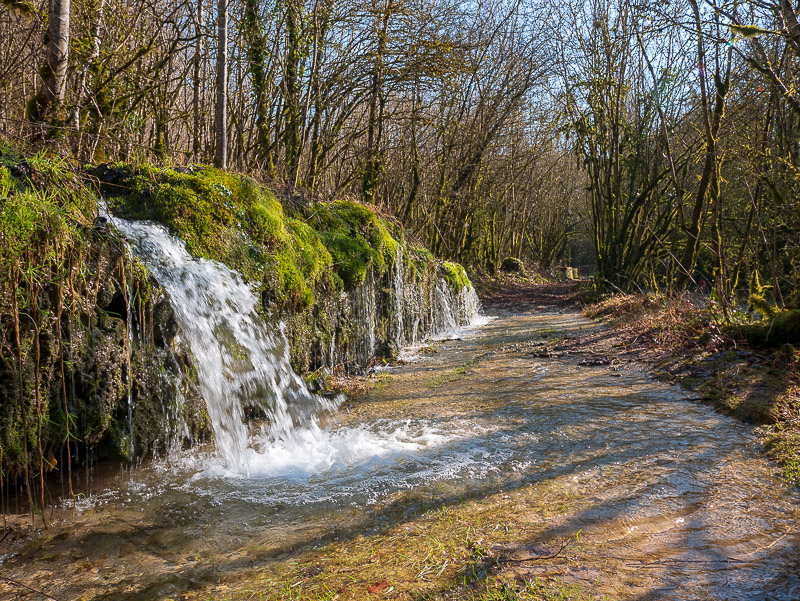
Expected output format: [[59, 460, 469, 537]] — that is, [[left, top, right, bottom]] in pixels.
[[429, 277, 483, 340], [124, 276, 135, 458], [106, 213, 337, 473], [391, 244, 406, 351], [355, 268, 378, 365], [389, 250, 484, 348]]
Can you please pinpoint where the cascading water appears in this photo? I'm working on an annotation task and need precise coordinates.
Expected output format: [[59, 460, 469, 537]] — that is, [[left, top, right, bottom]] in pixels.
[[355, 268, 378, 365], [391, 244, 406, 350], [106, 212, 338, 473], [431, 279, 460, 338], [387, 249, 485, 352], [124, 276, 135, 457]]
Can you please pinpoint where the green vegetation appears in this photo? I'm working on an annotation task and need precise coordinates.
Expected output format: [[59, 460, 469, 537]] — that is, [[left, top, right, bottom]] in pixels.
[[106, 165, 327, 308], [306, 199, 399, 288], [104, 166, 405, 305], [429, 358, 481, 388], [0, 149, 478, 508], [0, 147, 203, 516], [441, 261, 470, 292], [0, 148, 96, 475], [730, 310, 800, 347], [500, 257, 526, 275]]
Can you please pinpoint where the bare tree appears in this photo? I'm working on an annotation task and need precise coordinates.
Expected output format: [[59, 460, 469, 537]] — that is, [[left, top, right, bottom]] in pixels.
[[214, 0, 228, 168]]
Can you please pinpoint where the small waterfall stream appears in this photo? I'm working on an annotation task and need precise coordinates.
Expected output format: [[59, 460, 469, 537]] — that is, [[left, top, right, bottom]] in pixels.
[[4, 266, 799, 601], [104, 206, 486, 475], [108, 214, 338, 472]]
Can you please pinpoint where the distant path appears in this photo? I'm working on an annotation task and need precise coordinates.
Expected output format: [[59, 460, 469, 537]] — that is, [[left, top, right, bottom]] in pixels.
[[478, 279, 584, 311]]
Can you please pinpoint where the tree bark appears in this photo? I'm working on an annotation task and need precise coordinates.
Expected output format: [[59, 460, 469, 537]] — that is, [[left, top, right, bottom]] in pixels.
[[214, 0, 228, 169], [29, 0, 70, 122], [675, 0, 731, 291], [193, 0, 205, 162]]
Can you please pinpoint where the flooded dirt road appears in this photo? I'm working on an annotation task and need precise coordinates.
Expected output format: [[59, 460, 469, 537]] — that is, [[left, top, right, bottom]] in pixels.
[[1, 308, 798, 600]]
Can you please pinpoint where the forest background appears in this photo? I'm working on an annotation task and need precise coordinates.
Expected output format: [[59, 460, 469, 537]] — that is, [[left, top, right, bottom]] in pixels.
[[2, 0, 800, 306]]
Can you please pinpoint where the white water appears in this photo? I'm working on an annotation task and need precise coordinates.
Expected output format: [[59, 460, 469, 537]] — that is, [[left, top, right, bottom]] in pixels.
[[107, 213, 339, 473], [387, 250, 485, 351], [197, 418, 458, 482], [391, 243, 406, 350]]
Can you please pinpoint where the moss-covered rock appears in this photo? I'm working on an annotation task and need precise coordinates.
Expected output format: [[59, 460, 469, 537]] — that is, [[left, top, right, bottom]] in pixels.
[[500, 257, 526, 275], [100, 165, 407, 308], [97, 163, 431, 375], [441, 261, 470, 292], [308, 200, 399, 288], [1, 150, 478, 483], [0, 149, 210, 481]]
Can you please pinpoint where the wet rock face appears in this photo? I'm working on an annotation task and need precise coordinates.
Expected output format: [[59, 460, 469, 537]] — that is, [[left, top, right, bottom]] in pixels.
[[77, 247, 210, 460], [1, 209, 476, 477], [282, 250, 480, 375], [0, 239, 210, 477]]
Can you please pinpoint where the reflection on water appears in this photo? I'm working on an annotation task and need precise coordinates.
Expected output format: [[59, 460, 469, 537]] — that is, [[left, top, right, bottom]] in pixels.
[[1, 311, 799, 601]]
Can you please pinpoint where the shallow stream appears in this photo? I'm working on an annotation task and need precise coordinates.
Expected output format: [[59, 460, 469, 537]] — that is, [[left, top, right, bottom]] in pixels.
[[1, 309, 799, 600]]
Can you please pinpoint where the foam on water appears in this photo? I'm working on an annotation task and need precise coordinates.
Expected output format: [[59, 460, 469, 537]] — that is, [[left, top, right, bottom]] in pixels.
[[196, 418, 457, 481], [180, 415, 505, 507]]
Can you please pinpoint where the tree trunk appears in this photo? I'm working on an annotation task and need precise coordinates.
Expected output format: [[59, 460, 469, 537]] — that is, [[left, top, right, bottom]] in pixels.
[[192, 0, 205, 162], [214, 0, 228, 169], [674, 0, 731, 291], [362, 0, 392, 204], [70, 0, 103, 141], [29, 0, 71, 122], [283, 0, 302, 180]]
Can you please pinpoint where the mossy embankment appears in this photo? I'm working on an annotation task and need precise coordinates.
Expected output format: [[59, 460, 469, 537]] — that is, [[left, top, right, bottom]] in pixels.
[[0, 149, 477, 493], [0, 149, 210, 491], [98, 163, 473, 374], [580, 293, 800, 485], [100, 164, 399, 306]]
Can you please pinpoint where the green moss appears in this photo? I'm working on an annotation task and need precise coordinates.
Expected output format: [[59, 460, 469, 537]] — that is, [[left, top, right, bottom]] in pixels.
[[104, 165, 337, 308], [727, 310, 800, 347], [104, 166, 411, 298], [308, 200, 399, 288], [411, 246, 433, 261], [441, 261, 470, 292], [0, 149, 134, 478], [109, 166, 242, 258], [500, 257, 525, 274]]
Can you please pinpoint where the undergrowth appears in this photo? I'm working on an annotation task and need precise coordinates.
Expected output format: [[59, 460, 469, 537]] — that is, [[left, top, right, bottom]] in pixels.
[[0, 145, 129, 521]]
